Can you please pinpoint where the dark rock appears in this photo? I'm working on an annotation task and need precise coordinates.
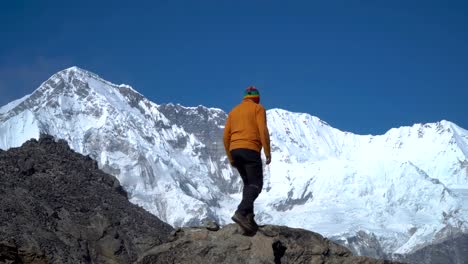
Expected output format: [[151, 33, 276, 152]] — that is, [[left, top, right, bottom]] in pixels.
[[0, 240, 48, 264], [137, 224, 403, 264], [19, 157, 36, 176], [0, 136, 173, 263], [397, 233, 468, 264], [0, 241, 22, 263]]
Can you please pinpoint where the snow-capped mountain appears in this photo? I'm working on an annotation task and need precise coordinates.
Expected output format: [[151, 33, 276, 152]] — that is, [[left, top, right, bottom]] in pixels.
[[1, 67, 467, 259]]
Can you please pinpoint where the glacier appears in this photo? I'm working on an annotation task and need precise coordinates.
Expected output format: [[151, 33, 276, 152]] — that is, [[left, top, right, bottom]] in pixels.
[[0, 66, 467, 258]]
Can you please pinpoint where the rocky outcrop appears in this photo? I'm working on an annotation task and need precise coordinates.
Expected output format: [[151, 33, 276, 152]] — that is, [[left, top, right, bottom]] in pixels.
[[137, 224, 401, 264], [397, 233, 468, 264], [332, 231, 388, 260], [0, 135, 173, 263]]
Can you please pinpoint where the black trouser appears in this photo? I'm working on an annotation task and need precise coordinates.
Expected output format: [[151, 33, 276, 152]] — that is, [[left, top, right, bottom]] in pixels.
[[231, 148, 263, 216]]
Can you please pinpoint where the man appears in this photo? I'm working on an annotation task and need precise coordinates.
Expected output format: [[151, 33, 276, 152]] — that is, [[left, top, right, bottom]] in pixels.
[[223, 86, 271, 234]]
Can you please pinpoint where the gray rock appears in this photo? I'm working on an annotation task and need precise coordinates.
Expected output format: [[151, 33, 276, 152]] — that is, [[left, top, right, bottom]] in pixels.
[[332, 230, 388, 260], [137, 224, 402, 264], [202, 219, 220, 231], [396, 233, 468, 264]]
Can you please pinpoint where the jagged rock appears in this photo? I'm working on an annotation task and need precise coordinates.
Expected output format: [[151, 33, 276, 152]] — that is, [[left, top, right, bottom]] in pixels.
[[0, 135, 173, 263], [137, 224, 402, 264], [202, 219, 220, 231], [0, 241, 48, 264], [397, 233, 468, 264], [333, 230, 388, 259]]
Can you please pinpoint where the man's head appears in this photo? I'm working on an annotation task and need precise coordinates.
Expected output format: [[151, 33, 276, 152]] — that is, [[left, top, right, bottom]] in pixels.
[[244, 86, 260, 104]]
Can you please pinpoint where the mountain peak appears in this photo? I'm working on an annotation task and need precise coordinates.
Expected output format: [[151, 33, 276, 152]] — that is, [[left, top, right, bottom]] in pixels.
[[62, 65, 99, 76], [55, 66, 109, 86], [56, 67, 145, 102], [51, 66, 101, 83], [64, 65, 85, 72], [26, 66, 147, 111]]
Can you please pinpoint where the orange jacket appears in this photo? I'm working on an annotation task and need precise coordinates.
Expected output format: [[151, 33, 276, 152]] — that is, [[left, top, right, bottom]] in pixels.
[[223, 99, 271, 163]]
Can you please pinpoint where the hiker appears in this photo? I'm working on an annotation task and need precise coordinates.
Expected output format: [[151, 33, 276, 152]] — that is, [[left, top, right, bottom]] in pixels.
[[223, 86, 271, 234]]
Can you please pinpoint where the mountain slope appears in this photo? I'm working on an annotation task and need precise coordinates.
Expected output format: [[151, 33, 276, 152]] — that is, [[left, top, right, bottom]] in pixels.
[[0, 135, 173, 263], [0, 67, 467, 261]]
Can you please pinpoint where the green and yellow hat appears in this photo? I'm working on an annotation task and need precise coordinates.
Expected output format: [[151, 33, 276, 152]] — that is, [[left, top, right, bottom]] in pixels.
[[244, 86, 260, 103]]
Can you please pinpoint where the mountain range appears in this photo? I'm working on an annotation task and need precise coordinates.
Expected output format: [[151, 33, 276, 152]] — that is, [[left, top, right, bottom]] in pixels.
[[1, 66, 467, 262]]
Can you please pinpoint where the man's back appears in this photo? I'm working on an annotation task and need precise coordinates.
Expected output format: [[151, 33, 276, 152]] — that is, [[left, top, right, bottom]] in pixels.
[[227, 100, 266, 153]]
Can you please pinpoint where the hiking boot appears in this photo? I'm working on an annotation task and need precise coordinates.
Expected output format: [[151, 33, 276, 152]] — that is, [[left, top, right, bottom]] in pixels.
[[246, 213, 258, 231], [231, 211, 255, 233]]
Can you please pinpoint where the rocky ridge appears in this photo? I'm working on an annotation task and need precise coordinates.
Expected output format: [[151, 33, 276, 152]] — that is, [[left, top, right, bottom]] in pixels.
[[0, 135, 173, 263], [137, 224, 402, 264]]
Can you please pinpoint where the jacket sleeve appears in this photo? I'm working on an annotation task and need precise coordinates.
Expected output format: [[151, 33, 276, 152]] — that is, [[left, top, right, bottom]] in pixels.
[[223, 114, 234, 163], [256, 105, 271, 158]]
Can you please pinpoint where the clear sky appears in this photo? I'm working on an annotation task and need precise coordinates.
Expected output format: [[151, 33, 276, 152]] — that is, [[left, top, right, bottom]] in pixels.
[[1, 0, 467, 135]]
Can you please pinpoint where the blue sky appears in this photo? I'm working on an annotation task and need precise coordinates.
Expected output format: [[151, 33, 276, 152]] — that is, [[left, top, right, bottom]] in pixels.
[[0, 0, 466, 134]]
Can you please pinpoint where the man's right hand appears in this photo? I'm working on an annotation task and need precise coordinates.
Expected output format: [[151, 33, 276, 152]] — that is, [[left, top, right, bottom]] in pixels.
[[265, 155, 271, 165]]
